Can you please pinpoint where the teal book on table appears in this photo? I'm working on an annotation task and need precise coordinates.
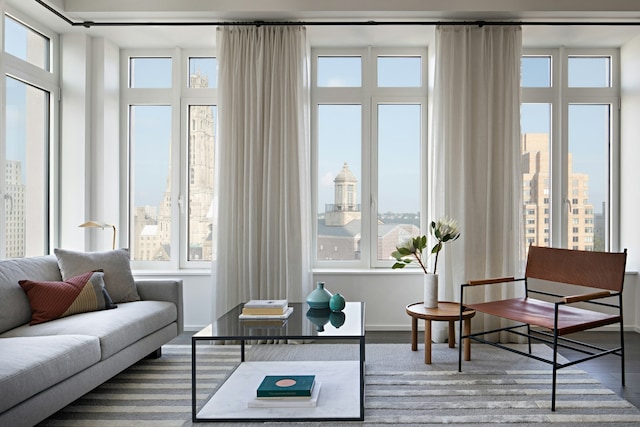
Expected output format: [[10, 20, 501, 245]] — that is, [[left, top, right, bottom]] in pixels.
[[256, 375, 316, 398]]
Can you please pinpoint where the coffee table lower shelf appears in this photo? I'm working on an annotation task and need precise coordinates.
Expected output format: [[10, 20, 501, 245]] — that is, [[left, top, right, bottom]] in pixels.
[[195, 360, 363, 422]]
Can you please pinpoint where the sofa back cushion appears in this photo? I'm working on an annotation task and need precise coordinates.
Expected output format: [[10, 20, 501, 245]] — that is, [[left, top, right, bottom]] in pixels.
[[0, 255, 62, 334], [54, 248, 140, 303]]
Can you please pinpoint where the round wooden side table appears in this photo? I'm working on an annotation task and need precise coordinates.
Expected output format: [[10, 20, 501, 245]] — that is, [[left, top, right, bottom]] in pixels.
[[405, 301, 476, 364]]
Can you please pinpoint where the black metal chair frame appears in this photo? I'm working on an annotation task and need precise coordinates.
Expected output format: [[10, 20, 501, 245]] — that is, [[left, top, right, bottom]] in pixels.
[[457, 246, 626, 411]]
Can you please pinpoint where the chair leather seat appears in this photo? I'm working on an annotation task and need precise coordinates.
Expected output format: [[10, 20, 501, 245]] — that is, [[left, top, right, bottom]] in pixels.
[[466, 297, 621, 336]]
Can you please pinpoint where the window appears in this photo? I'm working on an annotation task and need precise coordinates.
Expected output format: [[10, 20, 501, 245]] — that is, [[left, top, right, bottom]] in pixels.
[[312, 48, 427, 268], [186, 104, 216, 261], [4, 14, 49, 71], [129, 57, 172, 88], [521, 49, 619, 252], [1, 13, 57, 258], [123, 49, 217, 269], [130, 105, 172, 261]]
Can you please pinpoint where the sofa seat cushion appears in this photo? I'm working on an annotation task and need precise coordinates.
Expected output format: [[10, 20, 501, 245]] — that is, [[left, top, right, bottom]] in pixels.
[[0, 301, 177, 360], [0, 335, 100, 414]]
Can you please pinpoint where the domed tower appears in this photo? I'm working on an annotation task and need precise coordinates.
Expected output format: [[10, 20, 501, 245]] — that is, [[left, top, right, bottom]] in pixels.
[[325, 162, 361, 226]]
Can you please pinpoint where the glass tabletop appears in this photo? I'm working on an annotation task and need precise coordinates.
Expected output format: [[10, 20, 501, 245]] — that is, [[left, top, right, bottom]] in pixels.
[[194, 302, 365, 340]]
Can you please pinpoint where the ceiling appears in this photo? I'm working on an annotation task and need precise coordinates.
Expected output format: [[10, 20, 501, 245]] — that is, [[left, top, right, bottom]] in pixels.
[[6, 0, 640, 49]]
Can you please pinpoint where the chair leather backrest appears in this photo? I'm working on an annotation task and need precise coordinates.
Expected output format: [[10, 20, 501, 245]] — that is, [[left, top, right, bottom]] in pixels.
[[525, 246, 627, 292]]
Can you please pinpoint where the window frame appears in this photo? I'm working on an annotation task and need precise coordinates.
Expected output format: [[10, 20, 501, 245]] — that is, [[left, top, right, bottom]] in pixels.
[[311, 46, 428, 269], [521, 47, 620, 251], [121, 48, 217, 270], [1, 6, 59, 258]]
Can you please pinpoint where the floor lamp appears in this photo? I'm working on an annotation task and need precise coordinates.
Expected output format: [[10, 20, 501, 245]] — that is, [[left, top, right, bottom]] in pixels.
[[79, 221, 117, 250]]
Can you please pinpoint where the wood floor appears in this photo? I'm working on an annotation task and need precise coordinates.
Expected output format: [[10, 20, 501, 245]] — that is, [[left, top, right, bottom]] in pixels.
[[171, 330, 640, 409]]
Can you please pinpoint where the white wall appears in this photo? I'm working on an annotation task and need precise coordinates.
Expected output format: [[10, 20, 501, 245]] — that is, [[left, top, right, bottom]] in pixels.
[[312, 271, 424, 330], [135, 270, 424, 331], [146, 270, 638, 333], [59, 33, 91, 250], [134, 271, 213, 330], [621, 34, 640, 273], [59, 34, 120, 251]]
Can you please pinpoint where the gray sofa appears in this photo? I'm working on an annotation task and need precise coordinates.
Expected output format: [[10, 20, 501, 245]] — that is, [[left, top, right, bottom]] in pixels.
[[0, 253, 183, 427]]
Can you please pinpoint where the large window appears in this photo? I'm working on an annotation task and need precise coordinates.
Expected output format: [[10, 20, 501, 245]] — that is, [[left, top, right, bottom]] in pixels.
[[312, 48, 427, 268], [521, 49, 619, 252], [123, 49, 217, 269], [1, 12, 57, 258]]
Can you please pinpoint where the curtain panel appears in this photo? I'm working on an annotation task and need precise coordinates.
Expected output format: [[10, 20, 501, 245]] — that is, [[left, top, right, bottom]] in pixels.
[[213, 26, 312, 320], [432, 25, 524, 342]]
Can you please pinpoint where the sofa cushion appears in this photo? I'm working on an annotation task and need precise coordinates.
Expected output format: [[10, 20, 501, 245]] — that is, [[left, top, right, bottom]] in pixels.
[[19, 271, 116, 325], [54, 248, 140, 303], [0, 301, 177, 360], [0, 335, 101, 414], [0, 255, 62, 334]]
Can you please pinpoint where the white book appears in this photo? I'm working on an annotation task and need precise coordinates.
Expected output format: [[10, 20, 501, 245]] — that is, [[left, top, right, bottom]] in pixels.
[[247, 382, 321, 408], [243, 299, 288, 309]]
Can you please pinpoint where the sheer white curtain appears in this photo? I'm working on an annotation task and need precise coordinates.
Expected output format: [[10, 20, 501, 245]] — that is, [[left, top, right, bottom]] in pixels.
[[212, 26, 312, 320], [432, 25, 524, 342]]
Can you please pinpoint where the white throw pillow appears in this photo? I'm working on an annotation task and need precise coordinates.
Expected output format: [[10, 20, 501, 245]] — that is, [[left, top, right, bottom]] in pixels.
[[54, 248, 140, 303]]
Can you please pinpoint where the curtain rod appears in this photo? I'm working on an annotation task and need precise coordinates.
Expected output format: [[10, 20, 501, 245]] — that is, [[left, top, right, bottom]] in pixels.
[[35, 0, 640, 29]]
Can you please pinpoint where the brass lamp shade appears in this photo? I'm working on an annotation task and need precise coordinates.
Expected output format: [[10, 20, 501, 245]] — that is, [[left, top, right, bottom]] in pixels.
[[79, 221, 117, 250]]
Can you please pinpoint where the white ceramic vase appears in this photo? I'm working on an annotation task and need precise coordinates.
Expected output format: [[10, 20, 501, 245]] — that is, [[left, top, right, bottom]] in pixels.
[[423, 273, 438, 308]]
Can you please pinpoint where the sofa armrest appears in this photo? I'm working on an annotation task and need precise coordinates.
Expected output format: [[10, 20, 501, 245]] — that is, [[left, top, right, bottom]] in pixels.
[[136, 279, 184, 335]]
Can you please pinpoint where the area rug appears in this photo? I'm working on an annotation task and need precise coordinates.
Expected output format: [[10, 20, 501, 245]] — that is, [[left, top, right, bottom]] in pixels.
[[38, 343, 640, 426]]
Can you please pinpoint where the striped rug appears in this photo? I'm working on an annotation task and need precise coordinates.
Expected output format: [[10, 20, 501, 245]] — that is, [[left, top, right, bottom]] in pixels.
[[38, 343, 640, 426]]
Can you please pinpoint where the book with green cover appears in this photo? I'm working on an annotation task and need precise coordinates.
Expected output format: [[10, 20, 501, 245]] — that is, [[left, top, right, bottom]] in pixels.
[[256, 375, 315, 398]]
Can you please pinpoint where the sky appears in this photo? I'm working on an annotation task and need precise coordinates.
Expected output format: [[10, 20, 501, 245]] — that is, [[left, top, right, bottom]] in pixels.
[[127, 57, 217, 206]]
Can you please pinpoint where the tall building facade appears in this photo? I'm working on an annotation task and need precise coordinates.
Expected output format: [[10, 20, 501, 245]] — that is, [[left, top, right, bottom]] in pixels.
[[4, 160, 25, 258], [522, 133, 597, 250]]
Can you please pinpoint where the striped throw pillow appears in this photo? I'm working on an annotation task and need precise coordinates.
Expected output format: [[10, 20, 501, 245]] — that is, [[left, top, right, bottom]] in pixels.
[[19, 271, 116, 325]]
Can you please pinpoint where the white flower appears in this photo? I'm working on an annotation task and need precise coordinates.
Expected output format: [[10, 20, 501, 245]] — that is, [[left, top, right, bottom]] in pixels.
[[432, 217, 460, 243], [390, 216, 461, 275], [397, 237, 416, 254]]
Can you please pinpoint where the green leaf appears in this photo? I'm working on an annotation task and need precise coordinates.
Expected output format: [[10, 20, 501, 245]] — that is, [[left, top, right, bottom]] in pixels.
[[392, 262, 407, 269], [431, 242, 442, 254], [397, 247, 412, 256], [412, 237, 421, 249]]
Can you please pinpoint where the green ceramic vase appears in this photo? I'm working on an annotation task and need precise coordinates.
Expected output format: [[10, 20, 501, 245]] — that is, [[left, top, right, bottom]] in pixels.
[[306, 282, 332, 309], [329, 293, 346, 312]]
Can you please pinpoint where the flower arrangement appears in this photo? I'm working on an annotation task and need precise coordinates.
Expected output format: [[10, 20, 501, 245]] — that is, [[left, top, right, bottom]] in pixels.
[[391, 216, 461, 274]]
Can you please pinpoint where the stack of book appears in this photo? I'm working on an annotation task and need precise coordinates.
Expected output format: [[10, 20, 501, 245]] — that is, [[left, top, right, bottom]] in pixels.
[[239, 299, 293, 319], [248, 374, 320, 408]]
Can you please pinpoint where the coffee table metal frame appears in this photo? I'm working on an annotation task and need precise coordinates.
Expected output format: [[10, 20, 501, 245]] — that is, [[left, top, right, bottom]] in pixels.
[[191, 301, 365, 423]]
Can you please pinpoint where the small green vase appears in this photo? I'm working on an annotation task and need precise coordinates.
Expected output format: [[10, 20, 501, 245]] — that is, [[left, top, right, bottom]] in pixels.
[[329, 293, 346, 312], [306, 282, 332, 309]]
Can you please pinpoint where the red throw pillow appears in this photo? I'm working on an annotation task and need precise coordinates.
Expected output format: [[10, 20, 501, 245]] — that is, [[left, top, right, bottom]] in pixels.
[[19, 271, 115, 325]]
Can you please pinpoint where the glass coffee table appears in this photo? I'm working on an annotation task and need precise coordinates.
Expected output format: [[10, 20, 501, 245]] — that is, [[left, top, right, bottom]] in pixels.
[[191, 301, 365, 423]]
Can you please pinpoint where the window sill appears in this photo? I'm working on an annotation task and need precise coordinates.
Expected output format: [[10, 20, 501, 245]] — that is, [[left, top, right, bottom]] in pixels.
[[132, 269, 211, 277], [313, 268, 424, 275]]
